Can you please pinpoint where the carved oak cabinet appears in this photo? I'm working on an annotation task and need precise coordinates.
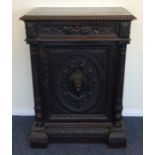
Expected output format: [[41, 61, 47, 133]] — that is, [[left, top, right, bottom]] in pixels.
[[20, 7, 136, 148]]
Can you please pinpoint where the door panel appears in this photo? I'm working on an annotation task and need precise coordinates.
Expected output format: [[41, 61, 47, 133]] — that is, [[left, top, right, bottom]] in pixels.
[[40, 46, 117, 122]]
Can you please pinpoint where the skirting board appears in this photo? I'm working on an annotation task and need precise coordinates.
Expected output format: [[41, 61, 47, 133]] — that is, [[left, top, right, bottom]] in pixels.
[[12, 108, 143, 117]]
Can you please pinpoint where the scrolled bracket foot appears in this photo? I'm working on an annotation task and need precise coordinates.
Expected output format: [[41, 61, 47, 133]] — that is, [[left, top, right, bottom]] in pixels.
[[30, 131, 48, 148], [108, 125, 127, 148]]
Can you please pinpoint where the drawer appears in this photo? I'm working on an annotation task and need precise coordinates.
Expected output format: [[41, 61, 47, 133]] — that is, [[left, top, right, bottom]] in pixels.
[[25, 21, 120, 40]]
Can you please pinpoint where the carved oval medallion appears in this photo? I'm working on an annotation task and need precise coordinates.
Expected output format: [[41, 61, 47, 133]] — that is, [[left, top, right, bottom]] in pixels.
[[53, 54, 102, 113]]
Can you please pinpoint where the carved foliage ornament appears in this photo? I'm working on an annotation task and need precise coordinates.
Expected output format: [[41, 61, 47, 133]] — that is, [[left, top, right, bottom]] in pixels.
[[26, 22, 37, 38], [53, 55, 101, 113], [119, 22, 130, 38], [38, 25, 115, 35]]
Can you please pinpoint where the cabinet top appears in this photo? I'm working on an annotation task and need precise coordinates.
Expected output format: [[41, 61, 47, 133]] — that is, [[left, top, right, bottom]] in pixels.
[[20, 7, 136, 21]]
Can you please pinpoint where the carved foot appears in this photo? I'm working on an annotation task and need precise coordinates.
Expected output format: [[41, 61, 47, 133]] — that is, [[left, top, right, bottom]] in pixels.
[[108, 126, 127, 148], [30, 131, 48, 148]]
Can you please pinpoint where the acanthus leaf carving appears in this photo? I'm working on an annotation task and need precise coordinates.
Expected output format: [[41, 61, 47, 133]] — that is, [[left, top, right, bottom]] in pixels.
[[38, 25, 115, 36], [53, 54, 101, 113]]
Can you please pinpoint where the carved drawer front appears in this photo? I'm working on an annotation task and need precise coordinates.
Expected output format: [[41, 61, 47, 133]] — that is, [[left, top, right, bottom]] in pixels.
[[40, 46, 117, 121], [25, 21, 131, 40], [37, 22, 119, 39]]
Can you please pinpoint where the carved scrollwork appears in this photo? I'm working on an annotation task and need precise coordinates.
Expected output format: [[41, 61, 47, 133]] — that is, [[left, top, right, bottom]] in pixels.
[[38, 25, 115, 36], [119, 22, 130, 38], [26, 22, 37, 38], [53, 54, 101, 113], [30, 44, 38, 54]]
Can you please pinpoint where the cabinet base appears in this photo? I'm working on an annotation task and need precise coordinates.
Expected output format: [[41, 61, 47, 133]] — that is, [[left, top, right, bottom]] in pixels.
[[30, 122, 127, 148], [108, 126, 127, 147], [30, 131, 48, 148]]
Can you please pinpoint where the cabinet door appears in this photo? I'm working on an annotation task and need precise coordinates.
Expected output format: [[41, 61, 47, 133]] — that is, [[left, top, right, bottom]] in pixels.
[[40, 45, 118, 122]]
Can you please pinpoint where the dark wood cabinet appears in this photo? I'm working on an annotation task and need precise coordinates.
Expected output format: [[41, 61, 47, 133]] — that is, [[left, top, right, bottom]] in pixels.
[[21, 7, 136, 148]]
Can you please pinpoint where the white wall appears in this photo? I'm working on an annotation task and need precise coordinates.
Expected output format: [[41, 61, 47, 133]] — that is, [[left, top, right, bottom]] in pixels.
[[12, 0, 143, 116]]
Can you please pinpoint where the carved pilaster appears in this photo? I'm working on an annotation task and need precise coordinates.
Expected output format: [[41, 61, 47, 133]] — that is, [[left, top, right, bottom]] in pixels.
[[115, 43, 127, 127], [39, 48, 51, 118], [30, 44, 44, 127]]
